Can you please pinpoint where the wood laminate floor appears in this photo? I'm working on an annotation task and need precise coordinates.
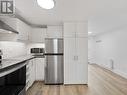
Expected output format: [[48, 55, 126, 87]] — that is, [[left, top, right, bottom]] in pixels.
[[26, 64, 127, 95]]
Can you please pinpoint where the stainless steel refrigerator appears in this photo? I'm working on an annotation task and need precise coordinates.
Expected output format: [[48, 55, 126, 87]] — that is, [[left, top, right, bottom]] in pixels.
[[44, 38, 63, 84]]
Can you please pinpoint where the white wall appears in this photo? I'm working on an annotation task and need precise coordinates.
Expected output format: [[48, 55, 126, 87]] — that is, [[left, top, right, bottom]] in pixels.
[[91, 26, 127, 78], [0, 41, 27, 59], [88, 37, 96, 64], [0, 41, 45, 59], [0, 33, 18, 41]]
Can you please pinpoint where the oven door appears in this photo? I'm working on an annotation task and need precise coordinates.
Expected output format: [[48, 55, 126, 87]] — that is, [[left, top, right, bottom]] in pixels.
[[18, 87, 26, 95], [0, 66, 26, 95]]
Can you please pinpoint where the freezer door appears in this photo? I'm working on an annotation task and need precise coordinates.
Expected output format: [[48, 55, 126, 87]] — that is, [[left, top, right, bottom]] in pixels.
[[45, 38, 63, 54], [45, 55, 63, 84]]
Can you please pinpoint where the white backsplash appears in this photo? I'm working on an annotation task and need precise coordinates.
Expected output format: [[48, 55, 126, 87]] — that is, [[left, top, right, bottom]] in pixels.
[[0, 41, 27, 59]]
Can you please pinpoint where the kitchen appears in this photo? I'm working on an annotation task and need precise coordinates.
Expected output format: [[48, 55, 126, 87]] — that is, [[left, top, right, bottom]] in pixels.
[[1, 0, 127, 95], [0, 0, 88, 94]]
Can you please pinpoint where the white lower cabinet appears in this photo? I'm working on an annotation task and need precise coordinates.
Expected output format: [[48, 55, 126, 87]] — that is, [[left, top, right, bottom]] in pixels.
[[29, 59, 36, 86], [64, 38, 76, 84], [64, 37, 88, 84], [35, 58, 45, 81], [26, 59, 35, 91], [76, 38, 88, 84], [26, 58, 45, 91]]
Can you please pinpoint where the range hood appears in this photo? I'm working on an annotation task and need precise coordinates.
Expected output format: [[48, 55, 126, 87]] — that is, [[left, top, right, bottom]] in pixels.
[[0, 20, 18, 34]]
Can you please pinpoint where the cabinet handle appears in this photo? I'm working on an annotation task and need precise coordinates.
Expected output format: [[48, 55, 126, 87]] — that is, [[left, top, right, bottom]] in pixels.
[[74, 56, 78, 61], [76, 56, 78, 60], [76, 56, 78, 61]]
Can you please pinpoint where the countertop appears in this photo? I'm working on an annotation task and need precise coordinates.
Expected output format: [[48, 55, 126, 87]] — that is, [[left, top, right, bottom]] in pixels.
[[0, 54, 45, 77], [0, 55, 35, 70]]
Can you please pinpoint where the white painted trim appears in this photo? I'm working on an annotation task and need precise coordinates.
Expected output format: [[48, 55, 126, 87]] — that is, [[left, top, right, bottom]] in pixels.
[[113, 69, 127, 79], [94, 63, 127, 79]]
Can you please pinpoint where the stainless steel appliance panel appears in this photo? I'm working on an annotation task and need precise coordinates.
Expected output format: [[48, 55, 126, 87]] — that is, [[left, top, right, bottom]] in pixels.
[[45, 38, 63, 54], [31, 48, 44, 53], [45, 38, 63, 84], [45, 55, 63, 84]]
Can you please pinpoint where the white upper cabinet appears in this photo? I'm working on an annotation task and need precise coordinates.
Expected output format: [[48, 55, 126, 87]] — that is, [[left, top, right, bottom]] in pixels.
[[30, 28, 47, 43], [0, 17, 17, 30], [64, 23, 76, 38], [29, 26, 63, 43], [0, 17, 31, 41], [16, 19, 31, 41], [64, 22, 88, 38], [76, 22, 88, 37], [46, 26, 63, 38]]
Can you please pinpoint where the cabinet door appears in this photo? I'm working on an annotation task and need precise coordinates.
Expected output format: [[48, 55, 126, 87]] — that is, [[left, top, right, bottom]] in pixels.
[[64, 37, 88, 84], [76, 22, 88, 37], [35, 58, 45, 81], [75, 38, 88, 84], [30, 59, 36, 84], [30, 28, 46, 43], [64, 38, 77, 84], [32, 59, 36, 82], [17, 19, 30, 41], [64, 23, 76, 38], [26, 59, 36, 90], [0, 17, 17, 31], [17, 19, 28, 40], [46, 26, 63, 38], [1, 18, 31, 41], [29, 60, 33, 86]]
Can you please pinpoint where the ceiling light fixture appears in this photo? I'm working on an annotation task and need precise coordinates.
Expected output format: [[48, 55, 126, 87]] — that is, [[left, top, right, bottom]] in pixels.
[[37, 0, 55, 9], [88, 32, 92, 34], [8, 31, 13, 34]]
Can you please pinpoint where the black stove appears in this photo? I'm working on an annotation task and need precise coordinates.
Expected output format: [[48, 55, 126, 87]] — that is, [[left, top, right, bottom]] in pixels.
[[0, 66, 26, 95]]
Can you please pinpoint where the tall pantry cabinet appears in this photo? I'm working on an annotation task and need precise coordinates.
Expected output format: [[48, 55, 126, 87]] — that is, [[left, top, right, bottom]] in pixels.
[[64, 22, 88, 84]]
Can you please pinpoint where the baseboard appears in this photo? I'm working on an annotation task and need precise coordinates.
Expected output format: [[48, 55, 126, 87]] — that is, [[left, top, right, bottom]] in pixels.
[[35, 80, 44, 83], [94, 63, 127, 79], [113, 69, 127, 79]]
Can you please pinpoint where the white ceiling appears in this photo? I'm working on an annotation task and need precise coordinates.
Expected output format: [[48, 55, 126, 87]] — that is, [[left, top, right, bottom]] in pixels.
[[88, 0, 127, 35], [15, 0, 88, 25], [15, 0, 127, 34], [88, 15, 127, 35]]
